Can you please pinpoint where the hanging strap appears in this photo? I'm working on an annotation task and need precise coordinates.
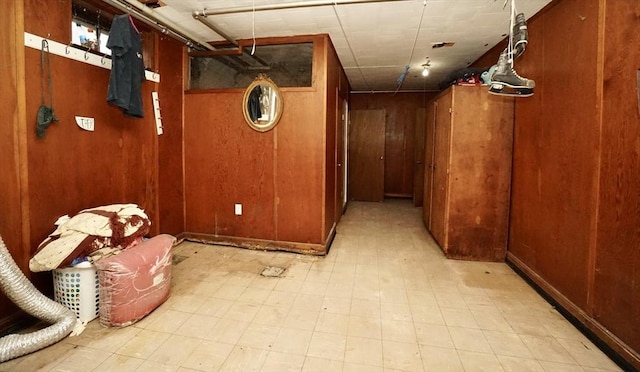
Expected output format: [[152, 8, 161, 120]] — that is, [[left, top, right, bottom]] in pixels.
[[41, 39, 54, 109], [36, 39, 58, 139]]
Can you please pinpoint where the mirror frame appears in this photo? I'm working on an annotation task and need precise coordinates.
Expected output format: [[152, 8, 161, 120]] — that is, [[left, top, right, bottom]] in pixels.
[[242, 74, 284, 132]]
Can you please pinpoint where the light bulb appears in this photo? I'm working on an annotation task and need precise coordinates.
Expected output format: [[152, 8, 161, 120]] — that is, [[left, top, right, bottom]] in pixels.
[[422, 66, 429, 77]]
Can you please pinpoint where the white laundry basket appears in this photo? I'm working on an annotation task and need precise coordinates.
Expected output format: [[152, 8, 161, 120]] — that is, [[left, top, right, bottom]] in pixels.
[[52, 261, 100, 323]]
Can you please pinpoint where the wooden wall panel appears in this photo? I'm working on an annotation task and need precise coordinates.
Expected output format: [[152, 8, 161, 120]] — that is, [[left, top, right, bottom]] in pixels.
[[594, 0, 640, 356], [508, 0, 600, 310], [326, 39, 349, 239], [430, 90, 452, 248], [276, 90, 325, 244], [0, 0, 166, 313], [23, 48, 159, 247], [350, 93, 432, 198], [0, 0, 26, 325], [184, 92, 276, 240], [413, 108, 425, 206], [275, 34, 326, 246], [478, 0, 640, 367], [184, 35, 336, 252], [157, 36, 185, 236], [447, 87, 513, 261], [24, 0, 71, 42], [0, 0, 172, 331], [499, 6, 547, 270], [336, 71, 349, 221], [324, 37, 338, 242], [422, 101, 436, 228]]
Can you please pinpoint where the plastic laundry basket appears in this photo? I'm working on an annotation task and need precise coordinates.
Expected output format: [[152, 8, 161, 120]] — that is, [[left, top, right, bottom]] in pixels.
[[52, 261, 100, 323]]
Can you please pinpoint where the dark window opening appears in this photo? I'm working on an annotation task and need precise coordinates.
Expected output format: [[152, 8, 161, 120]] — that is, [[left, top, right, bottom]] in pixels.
[[189, 43, 314, 90]]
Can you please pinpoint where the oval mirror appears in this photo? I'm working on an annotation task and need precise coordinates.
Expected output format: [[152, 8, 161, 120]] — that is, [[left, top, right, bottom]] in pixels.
[[242, 74, 284, 132]]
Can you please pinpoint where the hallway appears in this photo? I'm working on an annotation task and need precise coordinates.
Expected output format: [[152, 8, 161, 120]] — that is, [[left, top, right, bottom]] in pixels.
[[0, 200, 622, 371]]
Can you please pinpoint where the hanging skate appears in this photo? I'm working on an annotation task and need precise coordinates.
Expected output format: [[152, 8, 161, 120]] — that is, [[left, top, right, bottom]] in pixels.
[[488, 50, 535, 97], [489, 83, 534, 97], [488, 1, 535, 98]]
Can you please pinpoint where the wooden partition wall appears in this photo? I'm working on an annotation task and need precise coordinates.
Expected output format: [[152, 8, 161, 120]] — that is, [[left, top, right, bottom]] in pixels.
[[0, 0, 27, 328], [350, 93, 433, 200], [183, 35, 346, 254], [0, 0, 184, 328], [156, 37, 186, 236], [474, 1, 640, 369], [325, 42, 350, 238]]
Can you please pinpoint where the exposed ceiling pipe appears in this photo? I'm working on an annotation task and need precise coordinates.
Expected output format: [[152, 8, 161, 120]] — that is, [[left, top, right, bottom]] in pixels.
[[194, 0, 412, 16], [102, 0, 215, 51], [192, 0, 412, 51], [192, 14, 238, 47]]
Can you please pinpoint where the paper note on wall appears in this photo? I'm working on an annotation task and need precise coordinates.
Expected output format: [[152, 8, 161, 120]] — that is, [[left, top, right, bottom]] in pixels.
[[152, 92, 163, 135], [75, 116, 95, 131]]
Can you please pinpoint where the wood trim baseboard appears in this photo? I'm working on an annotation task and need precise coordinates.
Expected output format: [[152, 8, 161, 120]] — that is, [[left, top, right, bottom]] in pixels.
[[181, 232, 327, 256], [507, 252, 640, 371], [324, 222, 337, 255]]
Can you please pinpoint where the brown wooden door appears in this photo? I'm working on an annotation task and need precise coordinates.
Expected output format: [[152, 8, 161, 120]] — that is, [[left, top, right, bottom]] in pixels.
[[348, 109, 385, 202], [413, 108, 426, 206], [422, 101, 436, 228], [430, 92, 452, 248]]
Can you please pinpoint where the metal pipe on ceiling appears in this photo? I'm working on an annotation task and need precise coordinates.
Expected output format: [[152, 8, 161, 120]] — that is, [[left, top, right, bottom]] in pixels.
[[194, 0, 412, 16], [102, 0, 215, 51], [192, 14, 238, 47], [192, 0, 412, 50]]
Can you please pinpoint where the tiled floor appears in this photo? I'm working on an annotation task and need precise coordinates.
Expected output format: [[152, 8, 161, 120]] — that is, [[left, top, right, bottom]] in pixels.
[[1, 200, 623, 371]]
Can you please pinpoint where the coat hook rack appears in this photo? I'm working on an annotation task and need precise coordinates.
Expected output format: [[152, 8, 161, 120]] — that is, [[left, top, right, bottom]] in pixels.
[[24, 32, 160, 83]]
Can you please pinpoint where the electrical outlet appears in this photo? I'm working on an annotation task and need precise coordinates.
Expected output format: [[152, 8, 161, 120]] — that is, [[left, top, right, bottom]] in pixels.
[[235, 203, 242, 215]]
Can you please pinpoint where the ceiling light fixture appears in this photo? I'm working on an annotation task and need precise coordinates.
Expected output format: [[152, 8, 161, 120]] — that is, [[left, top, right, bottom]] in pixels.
[[421, 60, 431, 78]]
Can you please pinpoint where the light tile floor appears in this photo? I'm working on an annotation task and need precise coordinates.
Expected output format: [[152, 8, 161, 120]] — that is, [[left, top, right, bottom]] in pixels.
[[0, 200, 624, 372]]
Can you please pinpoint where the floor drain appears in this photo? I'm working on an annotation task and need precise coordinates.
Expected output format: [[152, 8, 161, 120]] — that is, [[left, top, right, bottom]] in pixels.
[[261, 266, 286, 277]]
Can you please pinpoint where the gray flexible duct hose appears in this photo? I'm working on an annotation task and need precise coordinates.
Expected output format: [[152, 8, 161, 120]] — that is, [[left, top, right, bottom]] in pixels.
[[0, 236, 77, 362]]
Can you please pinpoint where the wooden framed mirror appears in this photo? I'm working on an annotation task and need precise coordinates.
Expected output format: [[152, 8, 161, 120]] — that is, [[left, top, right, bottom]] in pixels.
[[242, 74, 283, 132]]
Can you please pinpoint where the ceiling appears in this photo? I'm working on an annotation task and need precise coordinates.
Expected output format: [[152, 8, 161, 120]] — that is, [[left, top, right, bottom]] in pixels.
[[149, 0, 553, 92]]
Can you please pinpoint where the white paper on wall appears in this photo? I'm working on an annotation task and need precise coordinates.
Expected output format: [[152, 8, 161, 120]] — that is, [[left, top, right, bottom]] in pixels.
[[75, 116, 95, 131], [152, 92, 163, 135]]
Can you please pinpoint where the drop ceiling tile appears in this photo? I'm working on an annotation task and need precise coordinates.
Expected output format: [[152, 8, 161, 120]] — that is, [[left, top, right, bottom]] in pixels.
[[154, 0, 552, 91]]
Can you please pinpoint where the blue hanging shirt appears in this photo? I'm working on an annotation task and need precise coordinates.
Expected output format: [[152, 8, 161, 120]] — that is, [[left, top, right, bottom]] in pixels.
[[106, 15, 145, 118]]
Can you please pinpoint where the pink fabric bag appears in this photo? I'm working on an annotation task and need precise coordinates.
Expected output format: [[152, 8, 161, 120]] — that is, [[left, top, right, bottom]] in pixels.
[[94, 234, 175, 327]]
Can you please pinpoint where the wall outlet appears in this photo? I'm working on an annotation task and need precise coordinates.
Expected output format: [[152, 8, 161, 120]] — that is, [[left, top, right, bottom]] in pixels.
[[234, 203, 242, 215]]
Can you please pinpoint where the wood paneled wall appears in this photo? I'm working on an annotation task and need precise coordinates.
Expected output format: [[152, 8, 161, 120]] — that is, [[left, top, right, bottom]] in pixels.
[[324, 38, 350, 241], [183, 35, 339, 254], [510, 0, 600, 312], [594, 0, 640, 365], [350, 93, 433, 198], [473, 0, 640, 368], [0, 0, 27, 326], [0, 0, 182, 330], [23, 0, 161, 246], [157, 36, 186, 236]]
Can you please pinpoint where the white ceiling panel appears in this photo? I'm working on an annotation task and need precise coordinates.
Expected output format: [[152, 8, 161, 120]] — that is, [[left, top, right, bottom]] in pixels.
[[153, 0, 553, 91]]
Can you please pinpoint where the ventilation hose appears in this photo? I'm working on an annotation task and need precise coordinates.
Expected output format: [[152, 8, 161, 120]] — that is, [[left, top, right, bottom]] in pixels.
[[0, 236, 76, 362]]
